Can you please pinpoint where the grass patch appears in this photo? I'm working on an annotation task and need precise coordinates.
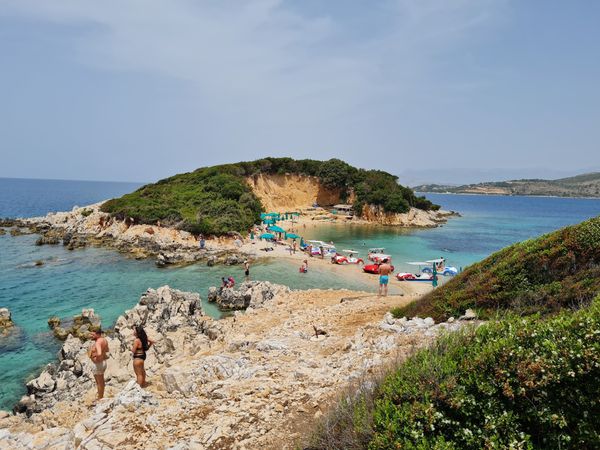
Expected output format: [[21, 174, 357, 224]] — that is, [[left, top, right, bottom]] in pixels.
[[307, 297, 600, 449]]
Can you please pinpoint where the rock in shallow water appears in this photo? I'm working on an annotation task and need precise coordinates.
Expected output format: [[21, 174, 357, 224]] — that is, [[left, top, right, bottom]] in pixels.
[[207, 281, 291, 311]]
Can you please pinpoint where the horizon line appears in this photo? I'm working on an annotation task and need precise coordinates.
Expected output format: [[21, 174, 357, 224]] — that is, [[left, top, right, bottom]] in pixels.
[[0, 176, 148, 185]]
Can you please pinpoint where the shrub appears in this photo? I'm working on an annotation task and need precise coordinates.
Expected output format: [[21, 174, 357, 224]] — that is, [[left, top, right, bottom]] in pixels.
[[101, 158, 439, 235], [307, 297, 600, 450], [369, 299, 600, 449]]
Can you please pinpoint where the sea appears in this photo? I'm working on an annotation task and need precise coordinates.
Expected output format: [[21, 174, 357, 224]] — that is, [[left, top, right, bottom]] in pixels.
[[1, 177, 599, 410]]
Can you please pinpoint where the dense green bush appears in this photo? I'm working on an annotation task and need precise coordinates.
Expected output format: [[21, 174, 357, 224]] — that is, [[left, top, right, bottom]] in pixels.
[[101, 158, 439, 235], [369, 299, 600, 449], [397, 216, 600, 321], [307, 297, 600, 450]]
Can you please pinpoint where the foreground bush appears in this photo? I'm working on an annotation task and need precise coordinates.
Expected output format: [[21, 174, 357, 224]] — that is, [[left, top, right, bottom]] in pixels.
[[397, 215, 600, 321], [307, 298, 600, 449]]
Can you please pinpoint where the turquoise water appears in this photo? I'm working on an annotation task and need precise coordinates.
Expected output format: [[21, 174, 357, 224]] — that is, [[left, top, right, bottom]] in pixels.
[[302, 194, 600, 273], [0, 233, 373, 410], [1, 179, 599, 410]]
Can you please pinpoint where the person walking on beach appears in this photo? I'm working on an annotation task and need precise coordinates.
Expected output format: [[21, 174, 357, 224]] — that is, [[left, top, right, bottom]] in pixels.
[[244, 260, 250, 279], [378, 259, 393, 297], [88, 329, 109, 401], [132, 325, 154, 387], [293, 241, 297, 254]]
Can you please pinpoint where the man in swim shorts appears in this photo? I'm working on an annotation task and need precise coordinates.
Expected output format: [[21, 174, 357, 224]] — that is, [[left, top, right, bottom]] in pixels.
[[89, 328, 110, 401], [378, 259, 393, 297]]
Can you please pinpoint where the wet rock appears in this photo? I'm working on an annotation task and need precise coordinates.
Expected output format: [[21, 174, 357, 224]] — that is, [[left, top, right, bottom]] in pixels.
[[225, 254, 243, 265], [207, 286, 218, 302], [207, 256, 216, 266], [0, 308, 14, 334], [17, 286, 209, 416], [48, 309, 102, 341], [0, 228, 5, 236], [36, 228, 65, 245]]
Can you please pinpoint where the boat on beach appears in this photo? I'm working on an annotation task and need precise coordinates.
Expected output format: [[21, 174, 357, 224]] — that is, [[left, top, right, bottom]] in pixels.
[[396, 272, 434, 282], [332, 250, 364, 265], [363, 254, 394, 274], [367, 247, 386, 262]]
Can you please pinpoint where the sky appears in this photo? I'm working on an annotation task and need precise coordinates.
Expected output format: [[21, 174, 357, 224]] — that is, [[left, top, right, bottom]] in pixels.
[[1, 0, 599, 184]]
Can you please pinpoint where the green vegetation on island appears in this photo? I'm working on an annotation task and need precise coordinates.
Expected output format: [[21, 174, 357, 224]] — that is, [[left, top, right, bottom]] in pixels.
[[413, 172, 600, 198], [308, 216, 600, 450], [101, 158, 438, 235]]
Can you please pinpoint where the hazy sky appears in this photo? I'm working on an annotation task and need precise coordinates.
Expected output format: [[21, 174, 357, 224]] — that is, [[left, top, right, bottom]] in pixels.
[[1, 0, 599, 183]]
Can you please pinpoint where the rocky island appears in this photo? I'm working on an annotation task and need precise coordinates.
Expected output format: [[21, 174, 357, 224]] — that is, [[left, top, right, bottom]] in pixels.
[[1, 158, 456, 268]]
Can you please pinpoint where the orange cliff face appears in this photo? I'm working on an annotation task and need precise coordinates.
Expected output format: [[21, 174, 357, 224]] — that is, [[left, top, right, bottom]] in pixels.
[[246, 173, 344, 211]]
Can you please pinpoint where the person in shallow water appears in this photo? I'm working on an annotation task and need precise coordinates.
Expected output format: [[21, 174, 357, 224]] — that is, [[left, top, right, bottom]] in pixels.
[[378, 258, 393, 297], [299, 259, 308, 273], [132, 325, 154, 387], [88, 328, 110, 401]]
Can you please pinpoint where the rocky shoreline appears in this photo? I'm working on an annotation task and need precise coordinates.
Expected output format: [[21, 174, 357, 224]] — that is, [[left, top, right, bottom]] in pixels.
[[0, 204, 250, 267], [0, 283, 478, 449], [0, 200, 458, 270]]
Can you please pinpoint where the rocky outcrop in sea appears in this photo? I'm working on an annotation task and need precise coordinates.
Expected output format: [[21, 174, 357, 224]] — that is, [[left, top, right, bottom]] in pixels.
[[207, 280, 291, 310], [13, 286, 222, 416], [3, 203, 251, 267], [0, 308, 14, 335]]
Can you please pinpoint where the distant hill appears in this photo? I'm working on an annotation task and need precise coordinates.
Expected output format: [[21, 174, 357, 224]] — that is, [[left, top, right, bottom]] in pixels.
[[101, 158, 438, 235], [414, 172, 600, 198]]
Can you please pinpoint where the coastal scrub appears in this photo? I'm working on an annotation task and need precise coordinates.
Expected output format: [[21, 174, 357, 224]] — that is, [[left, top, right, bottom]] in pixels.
[[308, 296, 600, 449]]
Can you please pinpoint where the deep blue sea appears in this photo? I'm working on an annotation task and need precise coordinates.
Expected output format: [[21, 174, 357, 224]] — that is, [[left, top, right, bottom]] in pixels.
[[0, 178, 599, 410]]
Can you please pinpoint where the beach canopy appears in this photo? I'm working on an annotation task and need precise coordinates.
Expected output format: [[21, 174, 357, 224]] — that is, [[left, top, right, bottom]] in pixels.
[[262, 219, 275, 225], [286, 233, 299, 239], [269, 225, 286, 233], [426, 259, 445, 264], [260, 233, 275, 240]]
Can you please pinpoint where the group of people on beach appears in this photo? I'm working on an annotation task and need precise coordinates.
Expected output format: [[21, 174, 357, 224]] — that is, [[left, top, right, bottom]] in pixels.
[[88, 325, 153, 403]]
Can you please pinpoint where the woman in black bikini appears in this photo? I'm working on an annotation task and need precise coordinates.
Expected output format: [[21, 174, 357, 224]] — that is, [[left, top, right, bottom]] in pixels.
[[132, 325, 154, 387]]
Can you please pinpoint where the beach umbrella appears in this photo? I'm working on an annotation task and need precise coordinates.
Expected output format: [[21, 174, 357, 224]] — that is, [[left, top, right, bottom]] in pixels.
[[260, 233, 275, 240], [286, 233, 299, 239], [300, 237, 305, 247], [269, 225, 285, 233], [263, 219, 275, 225]]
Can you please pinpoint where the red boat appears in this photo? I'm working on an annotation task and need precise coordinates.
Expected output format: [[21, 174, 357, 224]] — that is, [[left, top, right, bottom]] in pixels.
[[332, 250, 364, 265], [363, 255, 394, 274]]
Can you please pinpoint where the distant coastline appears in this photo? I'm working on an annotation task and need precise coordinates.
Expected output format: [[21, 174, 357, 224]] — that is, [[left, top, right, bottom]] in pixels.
[[413, 172, 600, 199], [416, 191, 600, 200]]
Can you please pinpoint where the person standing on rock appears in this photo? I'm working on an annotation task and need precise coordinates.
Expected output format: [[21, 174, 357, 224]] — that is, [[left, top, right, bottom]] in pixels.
[[378, 259, 393, 297], [88, 328, 109, 402], [132, 325, 154, 387]]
